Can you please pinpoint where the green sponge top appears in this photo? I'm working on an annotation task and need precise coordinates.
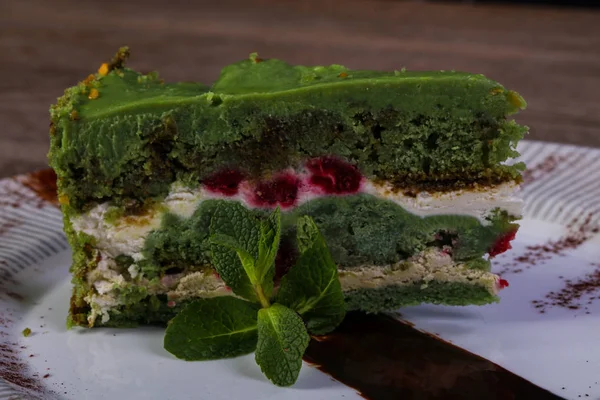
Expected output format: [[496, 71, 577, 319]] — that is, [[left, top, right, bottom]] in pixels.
[[49, 47, 527, 212]]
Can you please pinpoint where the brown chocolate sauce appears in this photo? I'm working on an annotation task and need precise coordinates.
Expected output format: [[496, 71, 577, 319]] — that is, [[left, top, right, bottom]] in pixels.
[[304, 312, 564, 400], [18, 169, 59, 206]]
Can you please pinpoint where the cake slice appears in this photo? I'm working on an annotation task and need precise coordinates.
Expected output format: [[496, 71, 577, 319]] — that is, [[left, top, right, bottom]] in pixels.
[[49, 48, 527, 327]]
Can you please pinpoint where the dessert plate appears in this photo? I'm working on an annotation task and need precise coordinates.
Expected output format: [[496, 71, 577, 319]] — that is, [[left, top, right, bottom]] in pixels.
[[2, 140, 600, 400]]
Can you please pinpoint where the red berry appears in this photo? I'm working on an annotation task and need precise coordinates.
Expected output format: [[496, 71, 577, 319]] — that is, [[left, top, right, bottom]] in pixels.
[[307, 157, 362, 194], [488, 229, 518, 257], [498, 278, 509, 289], [252, 173, 300, 208], [203, 169, 245, 196]]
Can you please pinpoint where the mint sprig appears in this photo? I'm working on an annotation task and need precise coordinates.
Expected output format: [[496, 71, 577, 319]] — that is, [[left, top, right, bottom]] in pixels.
[[164, 202, 346, 387]]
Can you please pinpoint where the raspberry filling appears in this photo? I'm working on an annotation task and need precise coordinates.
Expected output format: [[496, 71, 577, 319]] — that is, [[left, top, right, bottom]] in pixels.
[[252, 173, 300, 208], [488, 228, 518, 258], [203, 169, 245, 196], [306, 157, 362, 194], [498, 278, 509, 289]]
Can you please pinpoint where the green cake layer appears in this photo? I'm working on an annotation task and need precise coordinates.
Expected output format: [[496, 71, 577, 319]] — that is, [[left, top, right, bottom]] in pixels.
[[138, 196, 514, 280], [99, 279, 496, 328], [49, 48, 527, 212], [66, 196, 516, 327], [344, 281, 496, 313]]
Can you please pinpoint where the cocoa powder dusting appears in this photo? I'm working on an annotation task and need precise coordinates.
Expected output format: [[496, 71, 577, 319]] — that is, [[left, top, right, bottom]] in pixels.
[[496, 212, 598, 276], [493, 212, 600, 314], [521, 154, 569, 185], [532, 266, 600, 314], [1, 302, 49, 397], [0, 328, 46, 397], [0, 217, 22, 237], [1, 180, 47, 209]]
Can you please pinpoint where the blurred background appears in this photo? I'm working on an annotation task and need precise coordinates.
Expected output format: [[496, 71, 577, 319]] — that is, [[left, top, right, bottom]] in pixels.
[[0, 0, 598, 178]]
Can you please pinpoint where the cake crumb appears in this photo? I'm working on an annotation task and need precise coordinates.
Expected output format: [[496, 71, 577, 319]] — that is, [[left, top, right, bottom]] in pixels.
[[98, 63, 110, 76], [88, 88, 100, 100]]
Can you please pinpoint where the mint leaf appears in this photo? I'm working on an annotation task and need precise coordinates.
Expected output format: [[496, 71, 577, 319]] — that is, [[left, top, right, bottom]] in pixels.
[[209, 205, 281, 305], [255, 208, 281, 298], [211, 233, 259, 299], [255, 304, 310, 387], [277, 216, 346, 335], [209, 202, 261, 301], [210, 201, 260, 258], [210, 241, 258, 302], [164, 297, 259, 361]]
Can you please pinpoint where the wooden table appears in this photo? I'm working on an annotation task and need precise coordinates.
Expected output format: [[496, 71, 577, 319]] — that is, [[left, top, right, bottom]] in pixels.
[[1, 0, 598, 178]]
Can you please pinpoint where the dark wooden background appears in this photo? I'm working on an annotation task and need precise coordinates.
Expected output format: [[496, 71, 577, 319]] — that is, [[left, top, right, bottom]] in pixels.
[[1, 0, 599, 178]]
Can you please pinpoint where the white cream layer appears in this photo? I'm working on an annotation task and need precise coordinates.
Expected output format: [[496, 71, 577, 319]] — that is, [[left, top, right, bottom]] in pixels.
[[71, 178, 522, 259]]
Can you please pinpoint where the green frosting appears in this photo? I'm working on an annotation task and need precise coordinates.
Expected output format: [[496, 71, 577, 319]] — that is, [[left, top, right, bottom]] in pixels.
[[49, 48, 527, 212]]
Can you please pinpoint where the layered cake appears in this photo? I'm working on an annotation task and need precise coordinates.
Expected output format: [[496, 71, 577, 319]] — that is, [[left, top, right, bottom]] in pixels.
[[49, 48, 527, 327]]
